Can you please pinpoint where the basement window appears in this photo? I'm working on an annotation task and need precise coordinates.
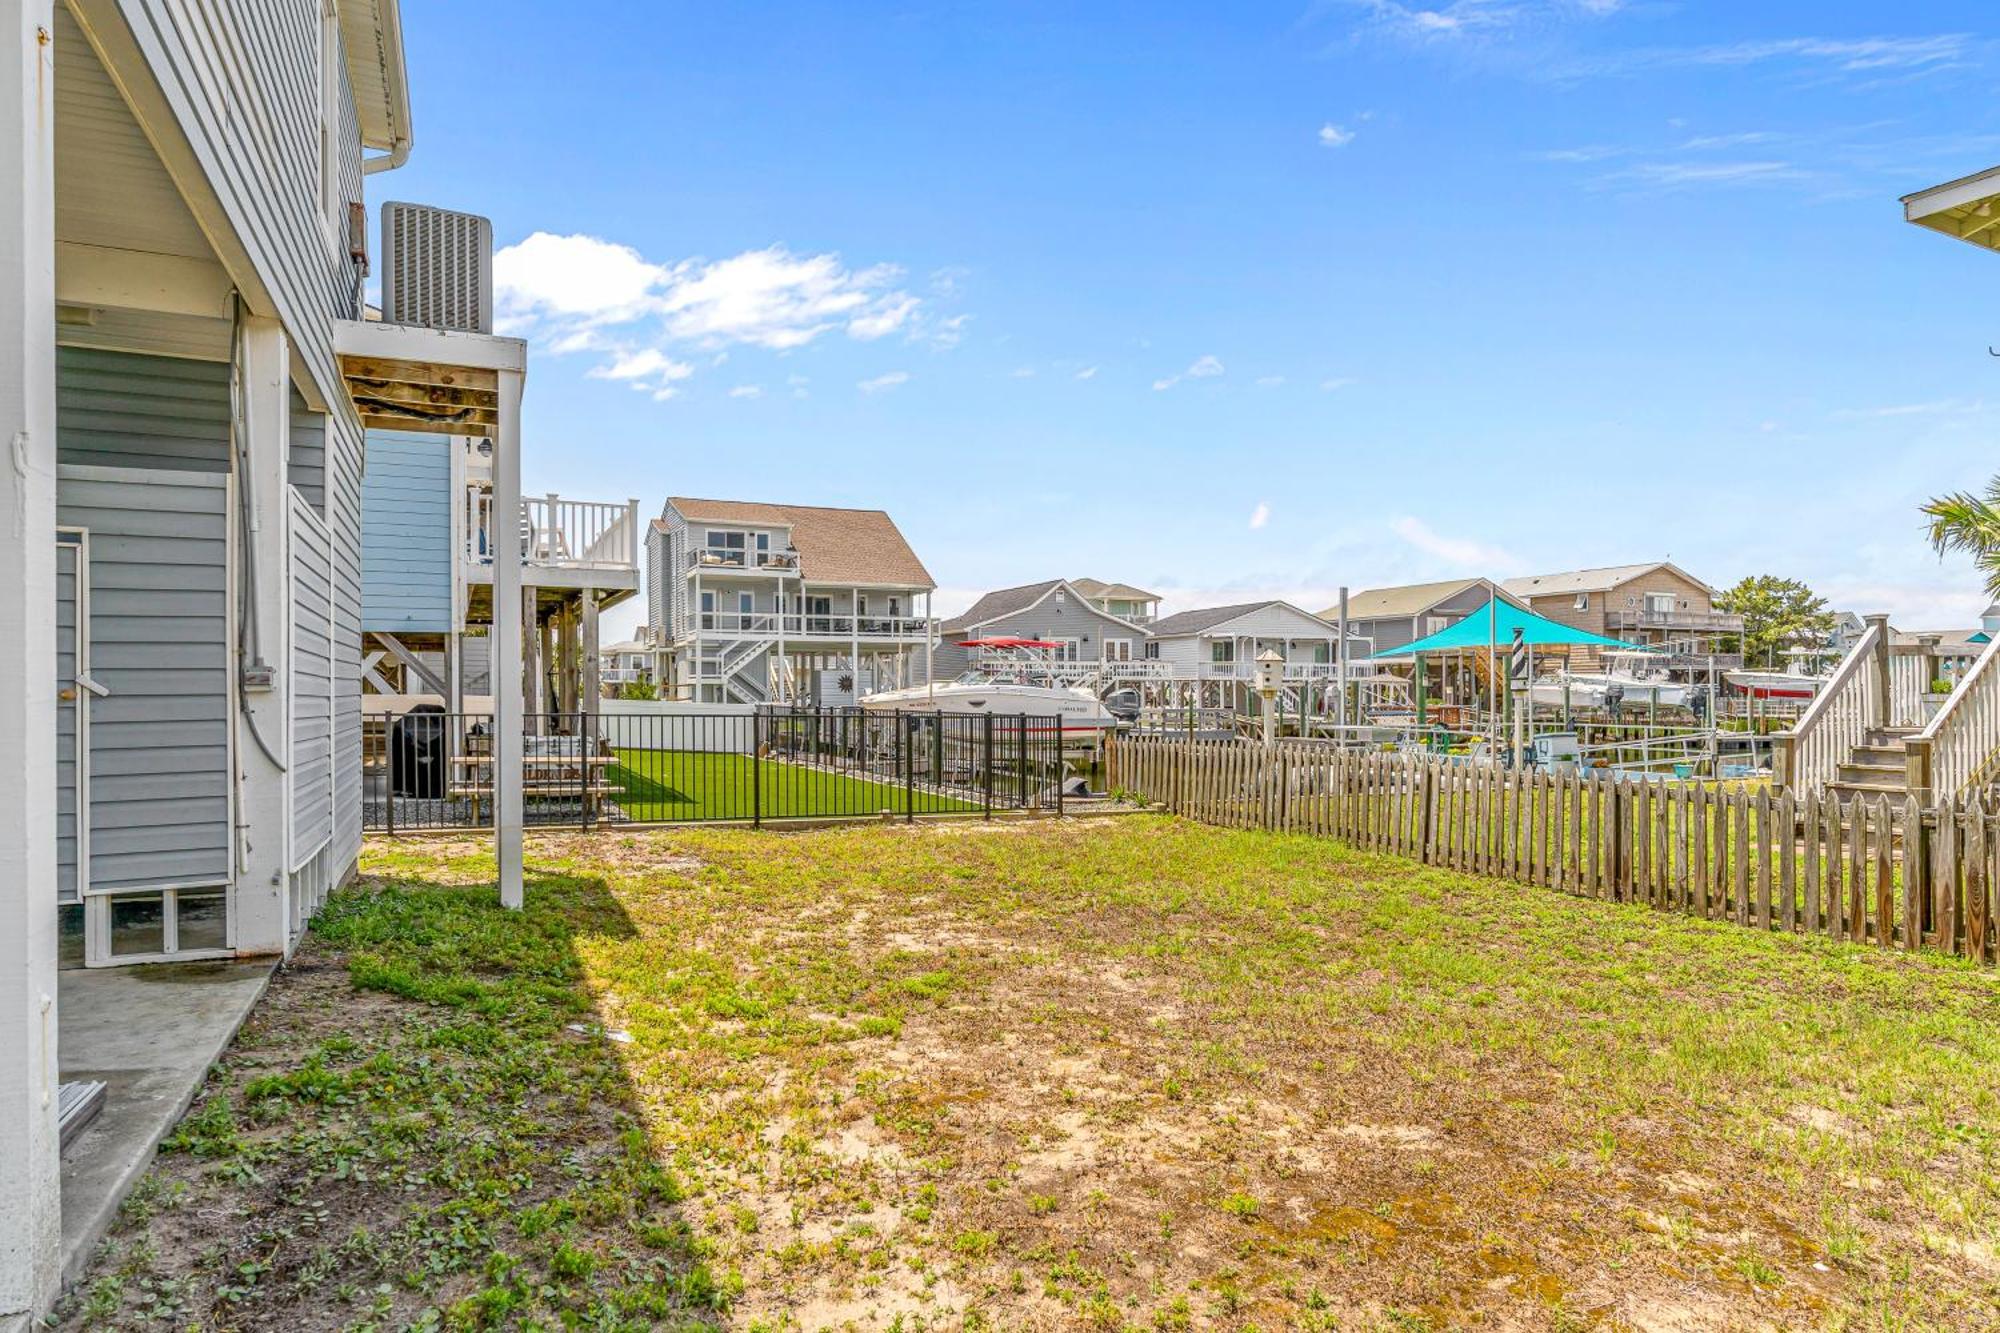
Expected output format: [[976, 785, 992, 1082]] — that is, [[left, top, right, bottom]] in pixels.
[[90, 888, 231, 965]]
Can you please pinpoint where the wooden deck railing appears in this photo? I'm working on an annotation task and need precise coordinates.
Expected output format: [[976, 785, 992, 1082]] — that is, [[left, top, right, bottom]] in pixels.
[[1907, 635, 2000, 801], [1107, 735, 2000, 964], [1771, 616, 1886, 794]]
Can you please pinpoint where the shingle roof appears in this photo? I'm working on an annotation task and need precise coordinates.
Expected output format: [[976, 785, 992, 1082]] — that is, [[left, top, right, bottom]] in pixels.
[[666, 497, 934, 588], [1070, 577, 1160, 602], [1148, 600, 1340, 638], [941, 579, 1066, 634], [1323, 578, 1496, 622], [1500, 561, 1700, 599]]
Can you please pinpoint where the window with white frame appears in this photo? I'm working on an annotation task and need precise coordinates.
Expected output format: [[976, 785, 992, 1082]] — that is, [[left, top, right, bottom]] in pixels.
[[1104, 638, 1133, 662], [1573, 593, 1590, 611], [1644, 592, 1675, 615], [1211, 640, 1235, 664]]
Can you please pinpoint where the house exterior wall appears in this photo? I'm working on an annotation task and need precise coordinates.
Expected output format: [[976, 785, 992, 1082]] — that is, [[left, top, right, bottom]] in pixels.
[[932, 596, 1142, 678], [54, 345, 228, 472], [288, 385, 325, 512], [360, 429, 453, 633], [1519, 568, 1721, 667], [289, 493, 334, 865], [56, 466, 230, 893], [1353, 585, 1500, 657]]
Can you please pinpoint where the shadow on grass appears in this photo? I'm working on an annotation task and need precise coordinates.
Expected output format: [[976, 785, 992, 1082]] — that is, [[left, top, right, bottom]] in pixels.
[[55, 860, 732, 1331]]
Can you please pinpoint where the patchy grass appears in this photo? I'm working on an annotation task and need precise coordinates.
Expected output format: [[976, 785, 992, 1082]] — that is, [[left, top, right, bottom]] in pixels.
[[61, 817, 2000, 1331], [609, 748, 980, 822]]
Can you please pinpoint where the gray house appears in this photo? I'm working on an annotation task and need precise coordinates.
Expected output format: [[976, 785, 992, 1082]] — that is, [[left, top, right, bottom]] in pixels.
[[0, 0, 545, 1317], [1146, 600, 1366, 677], [932, 579, 1152, 679], [1324, 578, 1520, 659]]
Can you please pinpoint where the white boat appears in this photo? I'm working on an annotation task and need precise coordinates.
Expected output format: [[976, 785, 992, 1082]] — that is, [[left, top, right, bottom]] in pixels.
[[1528, 653, 1688, 710], [1723, 669, 1824, 701], [859, 638, 1121, 743]]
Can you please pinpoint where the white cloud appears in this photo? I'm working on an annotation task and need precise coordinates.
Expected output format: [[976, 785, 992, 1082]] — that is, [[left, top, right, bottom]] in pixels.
[[1596, 160, 1806, 190], [728, 385, 764, 399], [494, 232, 667, 326], [858, 370, 910, 394], [1255, 375, 1286, 388], [1010, 366, 1037, 379], [1158, 354, 1225, 390], [493, 233, 935, 394], [1318, 122, 1357, 148], [1249, 502, 1271, 530], [587, 348, 692, 383], [1391, 515, 1517, 568], [1321, 376, 1357, 391], [1074, 366, 1098, 380], [931, 313, 972, 350], [848, 294, 919, 341]]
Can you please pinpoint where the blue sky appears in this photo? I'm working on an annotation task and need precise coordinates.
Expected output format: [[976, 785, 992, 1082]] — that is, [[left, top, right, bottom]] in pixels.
[[379, 1, 2000, 638]]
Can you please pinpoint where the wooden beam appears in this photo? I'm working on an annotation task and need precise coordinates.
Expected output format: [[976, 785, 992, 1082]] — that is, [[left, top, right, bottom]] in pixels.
[[353, 399, 498, 430], [374, 632, 448, 696], [343, 373, 496, 410]]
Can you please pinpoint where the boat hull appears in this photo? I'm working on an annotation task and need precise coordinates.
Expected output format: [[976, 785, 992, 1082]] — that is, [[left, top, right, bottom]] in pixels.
[[857, 682, 1118, 741], [1724, 670, 1822, 700]]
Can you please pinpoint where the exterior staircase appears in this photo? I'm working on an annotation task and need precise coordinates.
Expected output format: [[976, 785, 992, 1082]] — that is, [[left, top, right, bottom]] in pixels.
[[1828, 726, 1919, 805]]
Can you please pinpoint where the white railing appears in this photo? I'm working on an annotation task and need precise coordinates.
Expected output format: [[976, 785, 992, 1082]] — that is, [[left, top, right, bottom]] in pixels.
[[1197, 661, 1339, 681], [686, 546, 801, 572], [693, 611, 930, 639], [1909, 635, 2000, 799], [465, 490, 639, 571], [1890, 647, 1936, 728], [1773, 618, 1884, 794]]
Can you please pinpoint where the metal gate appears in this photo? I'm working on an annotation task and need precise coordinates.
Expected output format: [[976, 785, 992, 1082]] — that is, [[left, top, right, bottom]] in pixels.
[[362, 707, 1069, 832]]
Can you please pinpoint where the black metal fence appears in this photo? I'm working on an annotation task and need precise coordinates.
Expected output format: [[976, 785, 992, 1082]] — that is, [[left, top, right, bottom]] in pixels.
[[362, 706, 1069, 833]]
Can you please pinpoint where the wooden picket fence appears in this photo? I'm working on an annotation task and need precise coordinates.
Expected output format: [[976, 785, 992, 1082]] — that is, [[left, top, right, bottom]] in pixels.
[[1107, 736, 2000, 963]]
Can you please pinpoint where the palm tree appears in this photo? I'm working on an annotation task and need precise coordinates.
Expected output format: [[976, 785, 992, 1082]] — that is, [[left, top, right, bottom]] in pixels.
[[1923, 476, 2000, 598]]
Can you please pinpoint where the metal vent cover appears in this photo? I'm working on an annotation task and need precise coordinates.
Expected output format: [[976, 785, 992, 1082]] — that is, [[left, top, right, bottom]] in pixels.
[[380, 202, 493, 334]]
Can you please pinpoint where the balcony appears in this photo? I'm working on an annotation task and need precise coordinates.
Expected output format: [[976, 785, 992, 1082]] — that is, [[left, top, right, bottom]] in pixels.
[[692, 611, 931, 640], [466, 490, 640, 583], [1605, 609, 1744, 634], [686, 546, 802, 574]]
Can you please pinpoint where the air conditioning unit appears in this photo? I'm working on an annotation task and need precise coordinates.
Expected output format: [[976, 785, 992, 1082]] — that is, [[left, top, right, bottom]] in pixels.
[[380, 202, 493, 334]]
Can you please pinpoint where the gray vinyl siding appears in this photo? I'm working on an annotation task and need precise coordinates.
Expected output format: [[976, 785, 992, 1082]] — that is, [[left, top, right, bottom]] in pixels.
[[361, 429, 453, 632], [57, 466, 230, 892], [289, 388, 326, 512], [290, 498, 334, 864], [56, 539, 80, 905], [120, 0, 364, 413], [56, 346, 229, 473], [932, 598, 1143, 678], [328, 412, 365, 871]]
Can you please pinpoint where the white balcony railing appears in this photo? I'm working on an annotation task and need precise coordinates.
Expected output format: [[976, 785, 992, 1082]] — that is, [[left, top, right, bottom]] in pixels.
[[686, 546, 802, 573], [466, 490, 639, 572], [693, 611, 931, 639]]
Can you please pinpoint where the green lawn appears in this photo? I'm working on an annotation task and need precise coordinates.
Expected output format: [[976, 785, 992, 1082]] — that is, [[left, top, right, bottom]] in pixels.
[[59, 817, 2000, 1331], [607, 747, 981, 822]]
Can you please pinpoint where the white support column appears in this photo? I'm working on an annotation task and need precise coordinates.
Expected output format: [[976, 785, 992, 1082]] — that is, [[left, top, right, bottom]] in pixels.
[[491, 370, 525, 909], [0, 2, 61, 1320], [232, 316, 293, 956]]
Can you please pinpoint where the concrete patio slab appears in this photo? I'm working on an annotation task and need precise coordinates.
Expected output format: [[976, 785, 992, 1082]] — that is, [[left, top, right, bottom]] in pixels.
[[57, 960, 275, 1288]]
